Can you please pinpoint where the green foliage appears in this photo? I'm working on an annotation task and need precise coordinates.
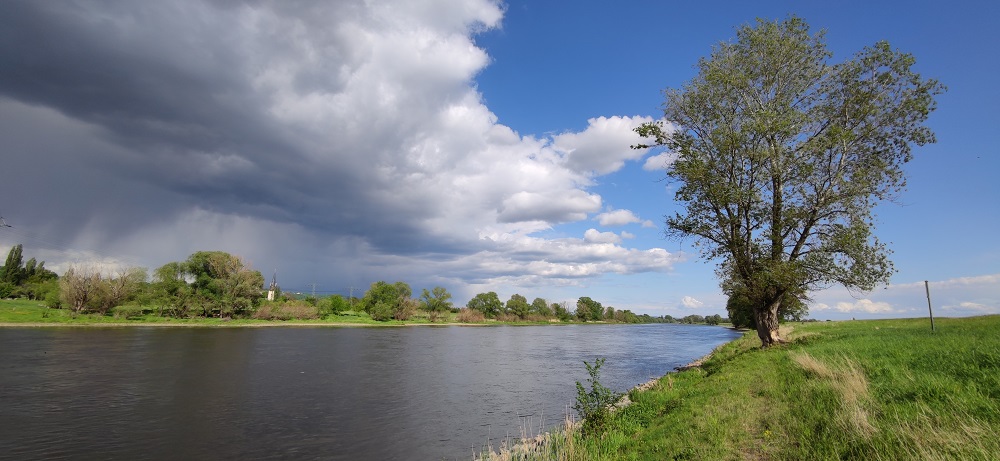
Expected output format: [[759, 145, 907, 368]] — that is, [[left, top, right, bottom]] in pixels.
[[0, 245, 58, 299], [679, 314, 705, 324], [324, 294, 350, 316], [111, 304, 147, 320], [0, 281, 14, 299], [635, 16, 944, 345], [576, 296, 603, 321], [552, 302, 573, 321], [466, 291, 503, 318], [420, 286, 453, 312], [506, 293, 530, 319], [531, 297, 551, 317], [359, 281, 413, 321], [1, 244, 26, 286], [182, 251, 264, 317], [573, 358, 622, 436], [369, 300, 393, 321]]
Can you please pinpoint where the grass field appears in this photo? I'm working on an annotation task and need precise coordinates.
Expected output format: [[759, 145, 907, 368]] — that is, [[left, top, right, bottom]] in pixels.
[[484, 315, 1000, 460]]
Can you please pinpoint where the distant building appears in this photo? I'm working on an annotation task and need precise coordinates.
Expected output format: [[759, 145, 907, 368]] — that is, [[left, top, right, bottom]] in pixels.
[[267, 272, 278, 301]]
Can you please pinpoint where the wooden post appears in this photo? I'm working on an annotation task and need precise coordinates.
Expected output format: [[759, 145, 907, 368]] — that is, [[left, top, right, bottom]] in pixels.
[[924, 280, 935, 332]]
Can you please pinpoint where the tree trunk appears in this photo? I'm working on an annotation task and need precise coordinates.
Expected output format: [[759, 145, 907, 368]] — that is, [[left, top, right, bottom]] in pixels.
[[754, 300, 783, 347]]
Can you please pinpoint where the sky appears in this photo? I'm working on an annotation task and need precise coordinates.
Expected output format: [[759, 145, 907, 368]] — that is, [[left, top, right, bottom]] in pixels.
[[1, 0, 997, 320]]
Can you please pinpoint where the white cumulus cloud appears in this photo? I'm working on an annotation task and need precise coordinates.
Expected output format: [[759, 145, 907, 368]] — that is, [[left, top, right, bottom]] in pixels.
[[681, 296, 704, 308], [596, 209, 641, 226], [552, 116, 656, 175]]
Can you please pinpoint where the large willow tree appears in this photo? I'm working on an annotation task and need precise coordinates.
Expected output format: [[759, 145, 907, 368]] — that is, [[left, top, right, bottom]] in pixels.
[[635, 17, 944, 346]]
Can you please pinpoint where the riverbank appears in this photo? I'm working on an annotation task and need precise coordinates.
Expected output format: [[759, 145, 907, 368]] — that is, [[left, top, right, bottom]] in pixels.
[[481, 315, 1000, 460], [0, 298, 721, 328], [0, 299, 550, 327]]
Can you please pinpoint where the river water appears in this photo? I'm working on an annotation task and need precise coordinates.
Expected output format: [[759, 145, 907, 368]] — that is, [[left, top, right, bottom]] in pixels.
[[0, 324, 740, 460]]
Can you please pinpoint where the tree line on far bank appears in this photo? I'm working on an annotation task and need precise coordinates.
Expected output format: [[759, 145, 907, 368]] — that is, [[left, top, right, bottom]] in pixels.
[[1, 244, 735, 325]]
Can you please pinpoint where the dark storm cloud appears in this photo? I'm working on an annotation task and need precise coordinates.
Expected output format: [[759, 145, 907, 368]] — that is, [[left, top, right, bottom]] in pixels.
[[0, 0, 677, 296], [0, 1, 413, 253]]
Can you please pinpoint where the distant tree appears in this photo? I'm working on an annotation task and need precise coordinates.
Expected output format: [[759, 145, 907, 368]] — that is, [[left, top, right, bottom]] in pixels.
[[634, 17, 944, 346], [0, 244, 25, 286], [207, 253, 264, 317], [420, 286, 453, 312], [617, 309, 639, 324], [19, 257, 58, 300], [680, 314, 705, 324], [531, 297, 552, 317], [604, 306, 615, 321], [325, 294, 350, 316], [360, 281, 413, 321], [466, 291, 503, 318], [182, 251, 264, 317], [706, 314, 723, 325], [97, 267, 147, 314], [393, 281, 412, 300], [59, 266, 104, 313], [726, 292, 756, 329], [0, 245, 58, 300], [394, 297, 419, 321], [369, 300, 393, 321], [361, 281, 399, 314], [153, 261, 190, 316], [552, 302, 572, 321], [506, 293, 530, 319], [576, 297, 603, 322]]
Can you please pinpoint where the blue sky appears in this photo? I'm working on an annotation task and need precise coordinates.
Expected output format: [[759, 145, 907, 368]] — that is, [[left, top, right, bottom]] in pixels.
[[1, 0, 997, 319]]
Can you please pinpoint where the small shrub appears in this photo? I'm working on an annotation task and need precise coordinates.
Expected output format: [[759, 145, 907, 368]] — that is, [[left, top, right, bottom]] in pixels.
[[323, 295, 350, 317], [497, 313, 518, 322], [457, 308, 485, 323], [112, 305, 147, 320], [393, 298, 419, 321], [369, 301, 393, 321], [427, 310, 446, 322], [573, 358, 622, 436], [44, 290, 62, 309]]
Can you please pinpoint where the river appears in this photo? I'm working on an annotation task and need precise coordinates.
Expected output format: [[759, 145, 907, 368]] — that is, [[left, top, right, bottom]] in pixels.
[[0, 324, 741, 460]]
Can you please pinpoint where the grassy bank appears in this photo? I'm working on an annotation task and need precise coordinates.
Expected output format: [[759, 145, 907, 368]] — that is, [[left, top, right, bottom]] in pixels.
[[484, 315, 1000, 460]]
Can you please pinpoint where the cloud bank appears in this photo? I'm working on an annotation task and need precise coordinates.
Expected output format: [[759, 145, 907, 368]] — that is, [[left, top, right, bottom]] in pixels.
[[0, 0, 671, 301], [809, 274, 1000, 318]]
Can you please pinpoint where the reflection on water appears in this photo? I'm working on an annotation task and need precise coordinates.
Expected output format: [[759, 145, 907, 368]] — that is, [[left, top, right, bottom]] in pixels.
[[0, 324, 740, 460]]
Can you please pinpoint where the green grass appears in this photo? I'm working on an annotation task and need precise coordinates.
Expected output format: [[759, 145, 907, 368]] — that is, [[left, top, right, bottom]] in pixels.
[[482, 316, 1000, 460]]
